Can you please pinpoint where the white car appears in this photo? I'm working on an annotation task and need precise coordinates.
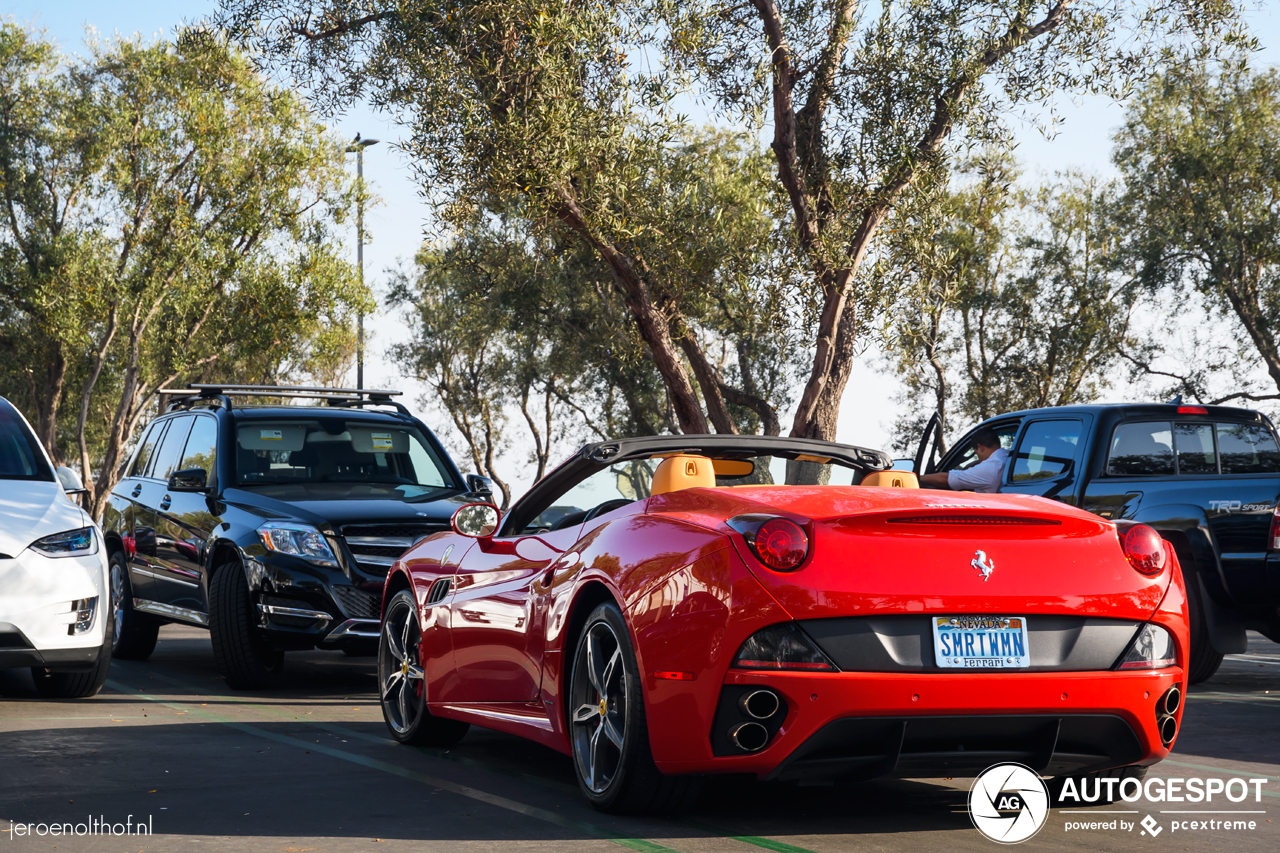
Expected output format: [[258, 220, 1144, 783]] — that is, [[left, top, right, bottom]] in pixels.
[[0, 396, 112, 698]]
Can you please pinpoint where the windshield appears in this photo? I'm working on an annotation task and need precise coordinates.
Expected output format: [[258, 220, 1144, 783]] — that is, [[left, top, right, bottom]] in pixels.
[[0, 399, 54, 482], [524, 453, 865, 532], [234, 419, 455, 500]]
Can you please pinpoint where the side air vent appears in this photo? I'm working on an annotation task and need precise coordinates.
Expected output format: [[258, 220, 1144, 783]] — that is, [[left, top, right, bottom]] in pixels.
[[426, 578, 452, 606], [886, 515, 1061, 526]]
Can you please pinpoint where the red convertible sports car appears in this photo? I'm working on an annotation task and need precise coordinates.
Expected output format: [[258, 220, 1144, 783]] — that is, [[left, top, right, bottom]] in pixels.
[[378, 435, 1188, 814]]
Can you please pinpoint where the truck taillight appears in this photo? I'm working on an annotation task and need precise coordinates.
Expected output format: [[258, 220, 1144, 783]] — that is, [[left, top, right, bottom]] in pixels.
[[1271, 507, 1280, 551]]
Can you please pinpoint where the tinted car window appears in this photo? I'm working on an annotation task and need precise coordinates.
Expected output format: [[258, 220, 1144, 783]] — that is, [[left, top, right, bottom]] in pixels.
[[180, 416, 218, 482], [1106, 422, 1174, 477], [151, 416, 193, 481], [234, 419, 452, 500], [0, 398, 54, 481], [1011, 420, 1081, 482], [130, 421, 166, 478], [943, 424, 1018, 474], [1175, 423, 1217, 475], [1218, 422, 1280, 474]]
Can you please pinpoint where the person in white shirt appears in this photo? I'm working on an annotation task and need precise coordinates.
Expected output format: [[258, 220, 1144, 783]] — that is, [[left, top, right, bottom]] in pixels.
[[920, 428, 1008, 493]]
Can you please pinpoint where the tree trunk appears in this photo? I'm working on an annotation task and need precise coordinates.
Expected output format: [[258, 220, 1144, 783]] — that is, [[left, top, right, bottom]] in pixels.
[[553, 192, 709, 434], [677, 331, 738, 434]]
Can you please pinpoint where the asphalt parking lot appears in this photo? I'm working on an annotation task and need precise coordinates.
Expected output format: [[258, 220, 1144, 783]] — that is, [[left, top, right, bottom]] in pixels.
[[1, 627, 1276, 853]]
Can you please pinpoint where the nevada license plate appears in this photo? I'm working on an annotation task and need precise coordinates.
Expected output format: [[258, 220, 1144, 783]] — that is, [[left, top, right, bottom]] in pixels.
[[933, 616, 1030, 669]]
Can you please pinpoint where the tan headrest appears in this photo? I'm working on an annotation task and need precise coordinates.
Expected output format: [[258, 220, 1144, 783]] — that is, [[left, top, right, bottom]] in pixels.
[[860, 470, 920, 489], [650, 454, 717, 495]]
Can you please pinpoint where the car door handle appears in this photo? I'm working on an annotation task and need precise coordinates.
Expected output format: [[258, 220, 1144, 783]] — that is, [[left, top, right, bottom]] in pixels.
[[159, 495, 172, 511], [131, 484, 143, 498], [542, 567, 556, 587]]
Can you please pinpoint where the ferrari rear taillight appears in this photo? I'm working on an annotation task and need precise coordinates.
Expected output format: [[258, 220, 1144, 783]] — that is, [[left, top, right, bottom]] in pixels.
[[1115, 623, 1177, 670], [1117, 523, 1167, 577], [733, 623, 836, 672], [727, 514, 809, 571]]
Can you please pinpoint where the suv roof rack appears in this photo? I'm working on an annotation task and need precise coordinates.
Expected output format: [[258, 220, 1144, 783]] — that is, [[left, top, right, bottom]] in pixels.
[[158, 384, 410, 416]]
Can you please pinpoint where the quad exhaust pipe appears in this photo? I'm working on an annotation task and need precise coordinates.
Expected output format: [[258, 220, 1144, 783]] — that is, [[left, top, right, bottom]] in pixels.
[[1156, 685, 1181, 747], [740, 689, 781, 720], [726, 689, 783, 753], [730, 721, 770, 752]]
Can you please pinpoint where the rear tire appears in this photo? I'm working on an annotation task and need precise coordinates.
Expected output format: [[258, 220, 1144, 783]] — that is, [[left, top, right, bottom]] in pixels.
[[109, 551, 159, 660], [1180, 551, 1224, 684], [209, 558, 283, 690], [31, 614, 113, 700], [568, 602, 702, 814]]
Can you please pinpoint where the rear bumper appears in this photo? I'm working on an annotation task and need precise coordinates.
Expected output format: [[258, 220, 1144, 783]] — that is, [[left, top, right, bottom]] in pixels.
[[651, 667, 1184, 780]]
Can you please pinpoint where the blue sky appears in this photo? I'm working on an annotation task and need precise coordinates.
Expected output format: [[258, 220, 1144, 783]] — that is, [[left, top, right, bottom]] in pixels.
[[13, 1, 1280, 477]]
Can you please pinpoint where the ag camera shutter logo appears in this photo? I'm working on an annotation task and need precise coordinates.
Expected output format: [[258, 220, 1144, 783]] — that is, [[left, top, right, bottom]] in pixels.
[[969, 763, 1050, 843]]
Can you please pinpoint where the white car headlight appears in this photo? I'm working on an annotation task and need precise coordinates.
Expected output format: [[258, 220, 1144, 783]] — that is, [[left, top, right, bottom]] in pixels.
[[257, 522, 338, 568], [30, 526, 98, 558]]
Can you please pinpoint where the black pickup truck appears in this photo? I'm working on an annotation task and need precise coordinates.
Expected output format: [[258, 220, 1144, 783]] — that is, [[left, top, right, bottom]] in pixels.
[[916, 403, 1280, 683]]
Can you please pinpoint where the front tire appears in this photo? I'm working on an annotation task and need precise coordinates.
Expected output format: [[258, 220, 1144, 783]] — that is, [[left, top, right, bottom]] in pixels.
[[378, 590, 469, 746], [108, 551, 159, 660], [568, 602, 701, 814], [209, 558, 283, 690], [31, 611, 113, 699]]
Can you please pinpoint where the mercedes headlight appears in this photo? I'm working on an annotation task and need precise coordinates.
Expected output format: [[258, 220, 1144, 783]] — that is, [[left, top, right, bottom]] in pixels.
[[257, 522, 338, 568]]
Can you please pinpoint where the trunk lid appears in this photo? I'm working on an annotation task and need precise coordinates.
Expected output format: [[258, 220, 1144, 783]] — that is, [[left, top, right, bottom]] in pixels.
[[650, 487, 1170, 621]]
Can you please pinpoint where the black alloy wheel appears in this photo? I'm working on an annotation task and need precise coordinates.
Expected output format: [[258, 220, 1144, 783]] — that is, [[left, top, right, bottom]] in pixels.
[[571, 615, 628, 794], [378, 590, 468, 747], [108, 551, 158, 660], [568, 602, 702, 814]]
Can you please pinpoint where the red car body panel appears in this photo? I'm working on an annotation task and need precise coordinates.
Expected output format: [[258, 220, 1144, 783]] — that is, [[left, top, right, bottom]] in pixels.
[[385, 483, 1190, 779]]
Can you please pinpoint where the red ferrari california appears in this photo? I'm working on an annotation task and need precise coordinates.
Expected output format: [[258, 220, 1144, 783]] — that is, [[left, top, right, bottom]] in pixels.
[[377, 435, 1188, 813]]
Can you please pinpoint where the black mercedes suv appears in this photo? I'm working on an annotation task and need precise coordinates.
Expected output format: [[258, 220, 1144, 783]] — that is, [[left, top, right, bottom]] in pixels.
[[100, 385, 491, 689]]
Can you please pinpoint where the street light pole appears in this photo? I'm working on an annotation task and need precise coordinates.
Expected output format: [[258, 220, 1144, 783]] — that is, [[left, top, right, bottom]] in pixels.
[[347, 134, 379, 389]]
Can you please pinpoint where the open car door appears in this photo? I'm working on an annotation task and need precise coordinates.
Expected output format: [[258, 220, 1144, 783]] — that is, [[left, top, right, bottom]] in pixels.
[[913, 411, 943, 475]]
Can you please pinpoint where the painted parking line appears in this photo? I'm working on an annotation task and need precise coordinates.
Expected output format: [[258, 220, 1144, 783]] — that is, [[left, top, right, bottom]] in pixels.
[[1225, 656, 1280, 667], [107, 664, 823, 853], [1186, 691, 1280, 707], [102, 678, 673, 853]]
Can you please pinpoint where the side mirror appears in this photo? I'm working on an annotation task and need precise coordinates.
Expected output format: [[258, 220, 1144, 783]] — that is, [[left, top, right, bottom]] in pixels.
[[890, 458, 916, 472], [168, 468, 208, 493], [465, 473, 495, 498], [451, 503, 501, 539], [56, 466, 88, 496]]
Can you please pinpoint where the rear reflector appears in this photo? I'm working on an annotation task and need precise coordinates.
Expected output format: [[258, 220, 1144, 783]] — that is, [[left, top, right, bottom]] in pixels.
[[653, 671, 695, 681], [886, 514, 1062, 526]]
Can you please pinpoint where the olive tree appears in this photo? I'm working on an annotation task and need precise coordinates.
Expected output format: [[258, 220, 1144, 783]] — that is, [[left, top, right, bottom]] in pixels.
[[1115, 59, 1280, 406], [215, 1, 796, 437], [0, 25, 368, 514], [884, 161, 1140, 454], [660, 0, 1248, 440]]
